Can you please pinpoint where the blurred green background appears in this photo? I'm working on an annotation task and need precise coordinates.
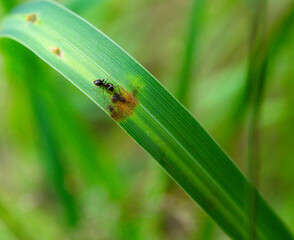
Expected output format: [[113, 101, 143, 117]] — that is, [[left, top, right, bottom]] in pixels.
[[0, 0, 293, 239]]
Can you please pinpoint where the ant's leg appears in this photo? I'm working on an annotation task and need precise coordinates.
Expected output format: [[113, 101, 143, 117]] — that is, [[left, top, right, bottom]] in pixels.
[[102, 88, 105, 99], [90, 87, 98, 91], [112, 84, 120, 93], [104, 75, 111, 85], [116, 85, 122, 94]]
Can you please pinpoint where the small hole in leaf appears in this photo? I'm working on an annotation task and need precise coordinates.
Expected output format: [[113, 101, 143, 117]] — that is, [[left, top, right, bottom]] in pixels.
[[26, 14, 38, 23], [50, 47, 63, 58]]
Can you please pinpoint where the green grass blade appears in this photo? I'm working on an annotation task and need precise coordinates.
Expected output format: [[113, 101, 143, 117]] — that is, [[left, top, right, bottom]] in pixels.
[[176, 0, 205, 105], [226, 1, 294, 145], [0, 1, 292, 239], [2, 42, 79, 226], [28, 78, 79, 227], [63, 0, 103, 15], [0, 0, 18, 15], [0, 196, 32, 240], [246, 0, 268, 239]]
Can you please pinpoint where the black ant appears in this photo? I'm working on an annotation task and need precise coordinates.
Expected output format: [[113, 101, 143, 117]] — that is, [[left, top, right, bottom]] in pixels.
[[91, 76, 119, 97], [93, 79, 114, 92], [111, 93, 125, 103]]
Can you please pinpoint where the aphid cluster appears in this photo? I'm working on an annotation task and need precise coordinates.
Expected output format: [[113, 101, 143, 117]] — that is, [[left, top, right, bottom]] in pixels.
[[111, 93, 125, 103], [92, 77, 125, 103]]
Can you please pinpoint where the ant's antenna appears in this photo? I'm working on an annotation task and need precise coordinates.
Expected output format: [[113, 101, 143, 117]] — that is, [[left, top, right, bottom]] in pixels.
[[105, 74, 111, 82]]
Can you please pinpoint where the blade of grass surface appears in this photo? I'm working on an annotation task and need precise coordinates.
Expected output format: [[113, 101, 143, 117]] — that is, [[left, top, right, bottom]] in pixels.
[[0, 1, 293, 239], [174, 1, 214, 238], [63, 0, 104, 15]]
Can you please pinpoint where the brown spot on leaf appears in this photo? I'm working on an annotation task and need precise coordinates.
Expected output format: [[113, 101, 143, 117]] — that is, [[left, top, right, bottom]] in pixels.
[[26, 14, 38, 23], [132, 88, 139, 98], [108, 89, 138, 121], [50, 47, 63, 58]]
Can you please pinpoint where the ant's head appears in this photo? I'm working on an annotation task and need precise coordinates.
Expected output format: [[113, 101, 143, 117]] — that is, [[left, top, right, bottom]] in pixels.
[[114, 93, 120, 97], [94, 79, 103, 86]]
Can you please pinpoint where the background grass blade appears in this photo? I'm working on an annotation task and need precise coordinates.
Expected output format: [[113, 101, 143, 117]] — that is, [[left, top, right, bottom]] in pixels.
[[245, 0, 268, 239], [0, 1, 293, 239], [0, 196, 32, 240], [0, 0, 17, 15], [175, 0, 205, 106], [2, 41, 79, 227]]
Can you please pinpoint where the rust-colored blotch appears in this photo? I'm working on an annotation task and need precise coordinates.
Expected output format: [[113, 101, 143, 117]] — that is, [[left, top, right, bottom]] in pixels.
[[108, 89, 138, 121], [26, 14, 38, 23]]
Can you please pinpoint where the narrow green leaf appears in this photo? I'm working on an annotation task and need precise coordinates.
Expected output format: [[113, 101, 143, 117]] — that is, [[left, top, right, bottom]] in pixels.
[[246, 0, 268, 239], [0, 196, 32, 240], [176, 0, 205, 106], [0, 0, 18, 15], [0, 1, 292, 239], [2, 41, 79, 227]]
